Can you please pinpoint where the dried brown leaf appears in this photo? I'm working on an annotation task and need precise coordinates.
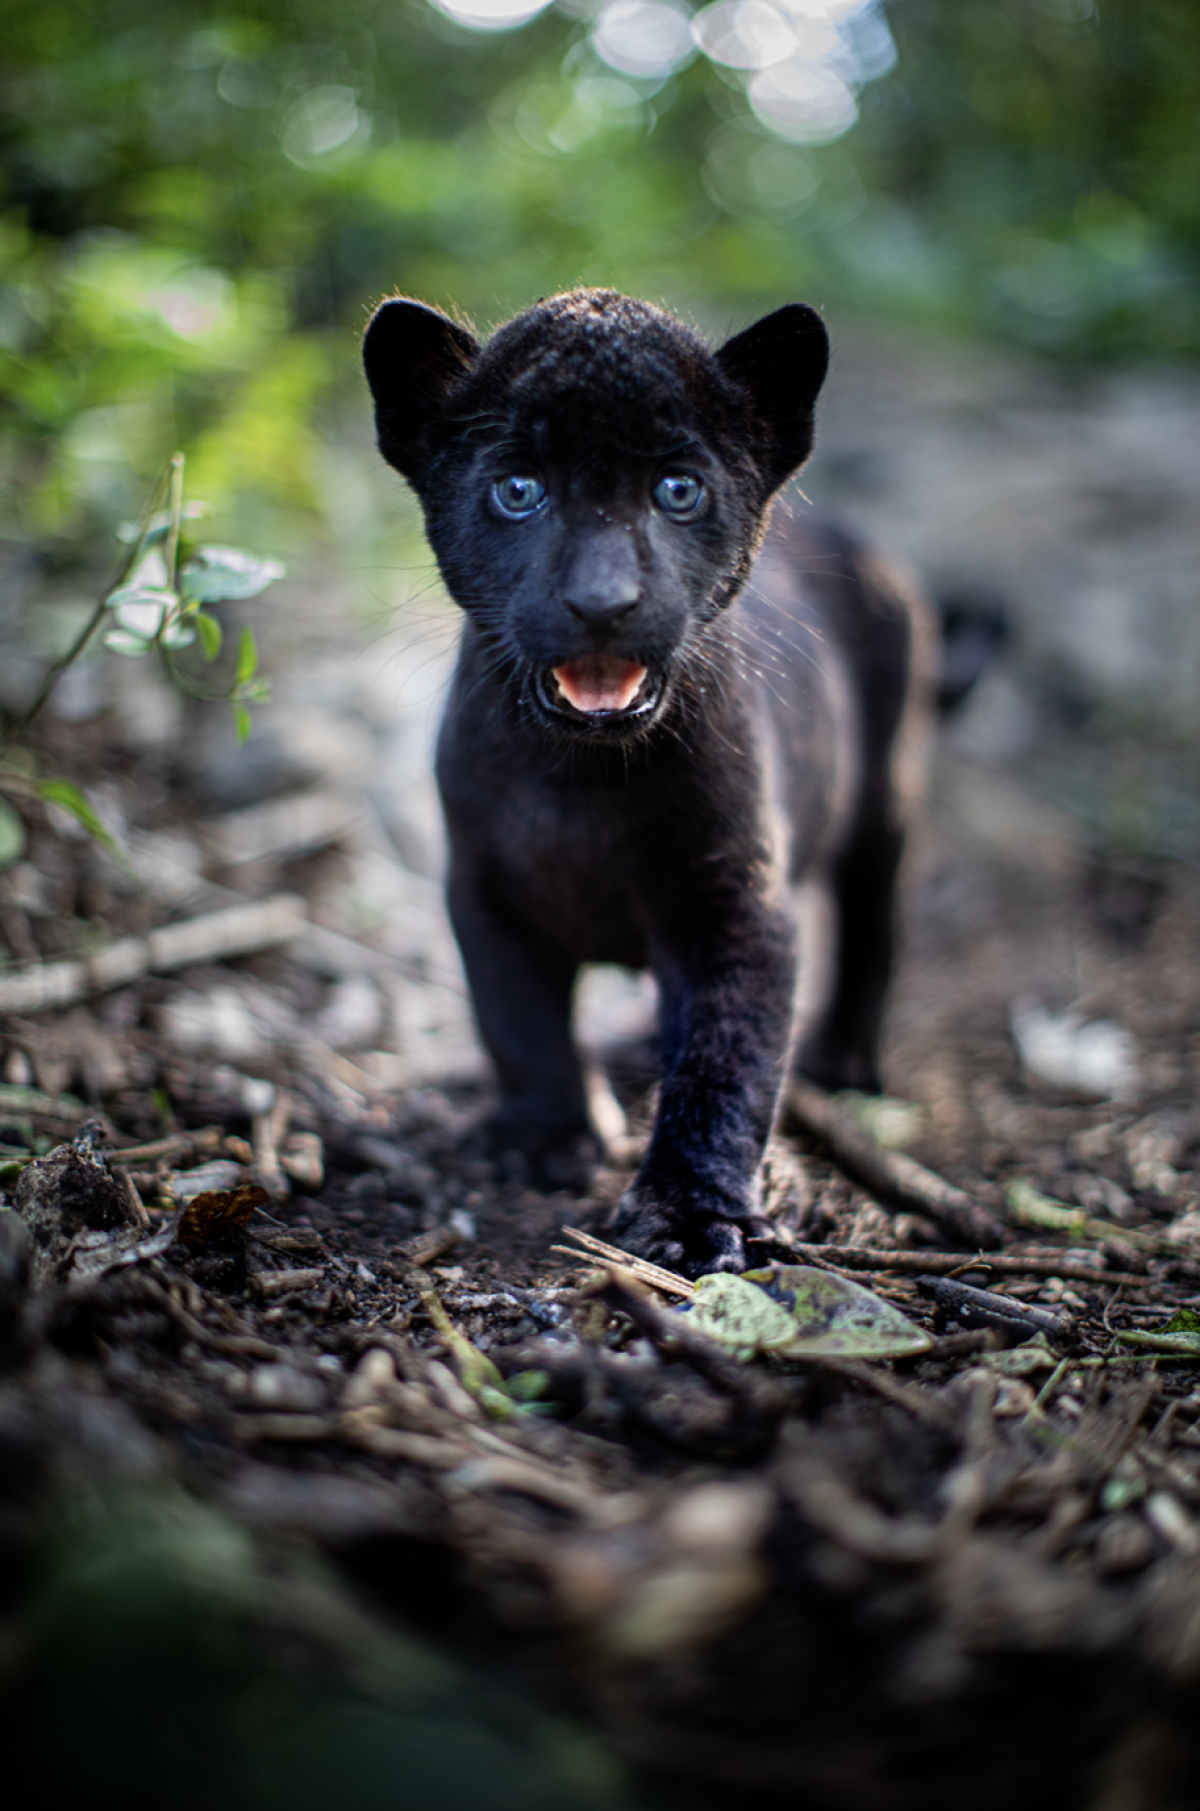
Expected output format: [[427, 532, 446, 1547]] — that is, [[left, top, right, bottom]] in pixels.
[[175, 1182, 270, 1247]]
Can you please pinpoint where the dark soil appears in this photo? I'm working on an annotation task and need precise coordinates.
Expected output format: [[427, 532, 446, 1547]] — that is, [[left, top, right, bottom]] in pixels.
[[3, 720, 1200, 1811]]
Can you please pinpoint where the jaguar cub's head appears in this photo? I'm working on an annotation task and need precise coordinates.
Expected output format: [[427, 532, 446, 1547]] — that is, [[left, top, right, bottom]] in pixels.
[[363, 288, 828, 741]]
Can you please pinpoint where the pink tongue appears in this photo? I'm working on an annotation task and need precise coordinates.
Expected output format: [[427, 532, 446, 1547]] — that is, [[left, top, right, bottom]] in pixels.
[[553, 656, 647, 714]]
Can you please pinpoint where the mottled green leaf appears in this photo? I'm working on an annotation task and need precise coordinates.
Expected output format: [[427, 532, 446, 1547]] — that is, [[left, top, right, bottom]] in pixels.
[[745, 1264, 934, 1359], [687, 1265, 933, 1362], [687, 1274, 800, 1361]]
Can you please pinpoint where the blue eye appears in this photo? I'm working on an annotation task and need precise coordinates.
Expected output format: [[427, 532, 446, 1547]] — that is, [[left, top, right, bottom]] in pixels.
[[653, 474, 703, 517], [491, 476, 546, 519]]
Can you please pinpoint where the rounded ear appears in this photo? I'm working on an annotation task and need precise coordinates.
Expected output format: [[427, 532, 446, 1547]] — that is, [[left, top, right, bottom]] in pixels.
[[362, 297, 480, 481], [715, 303, 829, 492]]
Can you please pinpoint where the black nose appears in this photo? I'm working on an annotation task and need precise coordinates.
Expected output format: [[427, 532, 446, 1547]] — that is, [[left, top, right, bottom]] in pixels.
[[561, 532, 641, 631], [564, 591, 639, 629]]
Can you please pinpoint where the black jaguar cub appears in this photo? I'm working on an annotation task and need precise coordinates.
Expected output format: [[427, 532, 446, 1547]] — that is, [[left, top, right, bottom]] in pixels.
[[363, 288, 930, 1276]]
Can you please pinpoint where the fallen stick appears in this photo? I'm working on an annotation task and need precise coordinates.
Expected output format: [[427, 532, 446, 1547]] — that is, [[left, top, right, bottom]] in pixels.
[[788, 1241, 1147, 1288], [252, 1087, 293, 1200], [252, 1267, 326, 1298], [915, 1273, 1066, 1341], [786, 1079, 1006, 1250], [392, 1225, 462, 1270], [0, 894, 307, 1014], [105, 1127, 225, 1166]]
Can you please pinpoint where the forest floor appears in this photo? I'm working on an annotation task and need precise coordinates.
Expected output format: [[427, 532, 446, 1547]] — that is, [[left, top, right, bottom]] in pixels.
[[2, 697, 1200, 1811]]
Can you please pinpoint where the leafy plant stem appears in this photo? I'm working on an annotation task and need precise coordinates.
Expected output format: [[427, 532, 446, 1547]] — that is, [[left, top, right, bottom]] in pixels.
[[162, 452, 185, 591], [0, 457, 177, 746]]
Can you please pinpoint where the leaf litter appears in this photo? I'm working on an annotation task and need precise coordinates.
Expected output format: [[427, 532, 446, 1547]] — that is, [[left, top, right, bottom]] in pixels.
[[3, 722, 1200, 1808]]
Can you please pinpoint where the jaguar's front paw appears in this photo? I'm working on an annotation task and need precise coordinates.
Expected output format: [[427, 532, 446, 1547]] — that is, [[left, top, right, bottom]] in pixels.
[[611, 1192, 767, 1279]]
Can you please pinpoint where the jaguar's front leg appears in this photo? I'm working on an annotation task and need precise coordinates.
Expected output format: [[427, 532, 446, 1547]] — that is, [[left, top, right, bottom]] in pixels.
[[613, 903, 798, 1276]]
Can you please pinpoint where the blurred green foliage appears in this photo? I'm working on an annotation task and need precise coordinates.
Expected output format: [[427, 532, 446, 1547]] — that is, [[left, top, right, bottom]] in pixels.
[[868, 0, 1200, 359], [2, 1485, 632, 1811], [0, 0, 1197, 568]]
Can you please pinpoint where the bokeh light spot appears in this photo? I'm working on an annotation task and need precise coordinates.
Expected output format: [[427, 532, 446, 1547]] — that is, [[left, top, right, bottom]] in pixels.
[[748, 56, 858, 143], [280, 87, 368, 162], [592, 0, 697, 79], [431, 0, 556, 32]]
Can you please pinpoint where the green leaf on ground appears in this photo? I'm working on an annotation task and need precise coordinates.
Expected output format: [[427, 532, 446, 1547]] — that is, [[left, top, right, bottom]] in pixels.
[[835, 1092, 926, 1150], [1115, 1305, 1200, 1358], [984, 1333, 1059, 1376], [1006, 1176, 1164, 1251], [1005, 1178, 1088, 1236], [1115, 1325, 1200, 1356], [415, 1276, 517, 1419], [687, 1274, 800, 1361], [688, 1265, 933, 1362], [746, 1264, 934, 1358]]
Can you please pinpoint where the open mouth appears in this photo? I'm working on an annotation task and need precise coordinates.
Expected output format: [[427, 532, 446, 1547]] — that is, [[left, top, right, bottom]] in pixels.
[[540, 655, 659, 721]]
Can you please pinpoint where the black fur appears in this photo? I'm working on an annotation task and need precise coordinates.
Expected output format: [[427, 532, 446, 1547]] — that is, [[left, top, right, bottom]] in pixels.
[[363, 288, 931, 1276]]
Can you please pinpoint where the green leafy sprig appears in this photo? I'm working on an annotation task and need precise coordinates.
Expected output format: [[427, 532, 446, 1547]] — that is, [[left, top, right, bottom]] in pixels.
[[0, 454, 284, 872]]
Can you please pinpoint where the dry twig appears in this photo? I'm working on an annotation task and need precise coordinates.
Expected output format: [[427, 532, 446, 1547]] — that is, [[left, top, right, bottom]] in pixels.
[[555, 1227, 695, 1297], [785, 1078, 1005, 1249], [0, 894, 307, 1014], [788, 1242, 1146, 1287]]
